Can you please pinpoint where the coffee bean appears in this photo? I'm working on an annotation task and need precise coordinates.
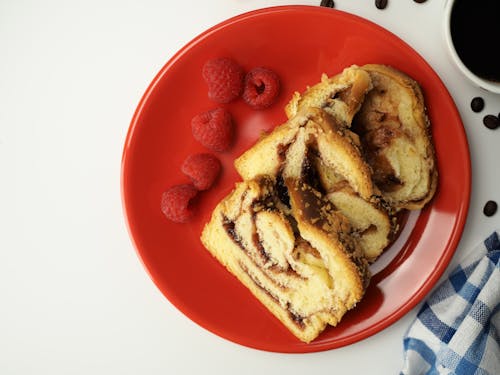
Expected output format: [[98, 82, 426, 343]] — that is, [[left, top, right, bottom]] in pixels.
[[413, 0, 427, 3], [375, 0, 388, 10], [483, 114, 500, 129], [320, 0, 335, 7], [483, 200, 498, 217], [470, 97, 485, 112]]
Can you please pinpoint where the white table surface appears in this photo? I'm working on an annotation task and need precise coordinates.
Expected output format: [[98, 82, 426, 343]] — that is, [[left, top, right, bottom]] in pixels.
[[1, 1, 499, 374]]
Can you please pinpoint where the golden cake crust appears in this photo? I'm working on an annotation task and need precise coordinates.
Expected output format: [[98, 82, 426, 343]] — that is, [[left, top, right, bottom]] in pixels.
[[285, 65, 373, 125]]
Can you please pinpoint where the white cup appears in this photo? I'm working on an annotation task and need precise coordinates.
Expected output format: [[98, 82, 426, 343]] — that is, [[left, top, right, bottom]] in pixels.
[[443, 0, 500, 94]]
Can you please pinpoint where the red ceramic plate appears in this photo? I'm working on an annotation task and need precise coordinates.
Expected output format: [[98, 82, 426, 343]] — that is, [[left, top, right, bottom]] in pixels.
[[121, 6, 470, 353]]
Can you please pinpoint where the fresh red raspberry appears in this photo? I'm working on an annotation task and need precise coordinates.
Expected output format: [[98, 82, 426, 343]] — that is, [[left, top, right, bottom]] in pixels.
[[242, 67, 281, 109], [160, 184, 198, 223], [181, 153, 221, 190], [202, 57, 245, 103], [191, 107, 233, 152]]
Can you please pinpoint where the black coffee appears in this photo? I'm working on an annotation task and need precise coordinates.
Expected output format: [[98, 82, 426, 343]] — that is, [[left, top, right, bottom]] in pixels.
[[450, 0, 500, 82]]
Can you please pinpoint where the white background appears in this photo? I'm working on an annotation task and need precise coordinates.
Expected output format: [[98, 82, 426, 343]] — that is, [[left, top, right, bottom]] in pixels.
[[1, 0, 499, 374]]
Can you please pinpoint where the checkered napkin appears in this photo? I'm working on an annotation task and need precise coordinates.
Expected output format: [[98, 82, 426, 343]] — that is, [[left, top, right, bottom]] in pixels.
[[401, 231, 500, 375]]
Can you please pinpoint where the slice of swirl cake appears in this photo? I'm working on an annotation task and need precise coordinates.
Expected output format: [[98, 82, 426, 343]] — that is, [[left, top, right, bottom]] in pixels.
[[351, 64, 438, 210], [235, 108, 392, 262], [201, 175, 370, 343], [286, 64, 438, 211]]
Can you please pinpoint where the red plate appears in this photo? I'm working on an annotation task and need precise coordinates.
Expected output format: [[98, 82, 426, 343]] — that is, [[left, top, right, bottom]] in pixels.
[[121, 6, 470, 353]]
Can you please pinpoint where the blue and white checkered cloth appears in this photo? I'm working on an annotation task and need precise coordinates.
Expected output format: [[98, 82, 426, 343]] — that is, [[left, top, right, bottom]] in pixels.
[[401, 231, 500, 375]]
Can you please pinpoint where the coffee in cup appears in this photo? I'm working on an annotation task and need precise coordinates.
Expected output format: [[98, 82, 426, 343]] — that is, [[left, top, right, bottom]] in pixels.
[[444, 0, 500, 93]]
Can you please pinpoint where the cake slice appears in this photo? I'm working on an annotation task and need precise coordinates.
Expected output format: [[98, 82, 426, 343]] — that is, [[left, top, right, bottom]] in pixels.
[[285, 64, 438, 211], [351, 64, 438, 210], [236, 108, 375, 200], [235, 108, 392, 262], [201, 176, 370, 343]]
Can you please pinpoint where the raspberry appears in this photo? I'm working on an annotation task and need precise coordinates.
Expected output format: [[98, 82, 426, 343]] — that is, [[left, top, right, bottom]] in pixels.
[[202, 57, 245, 103], [181, 153, 221, 190], [191, 107, 233, 152], [242, 67, 280, 109], [160, 184, 198, 223]]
